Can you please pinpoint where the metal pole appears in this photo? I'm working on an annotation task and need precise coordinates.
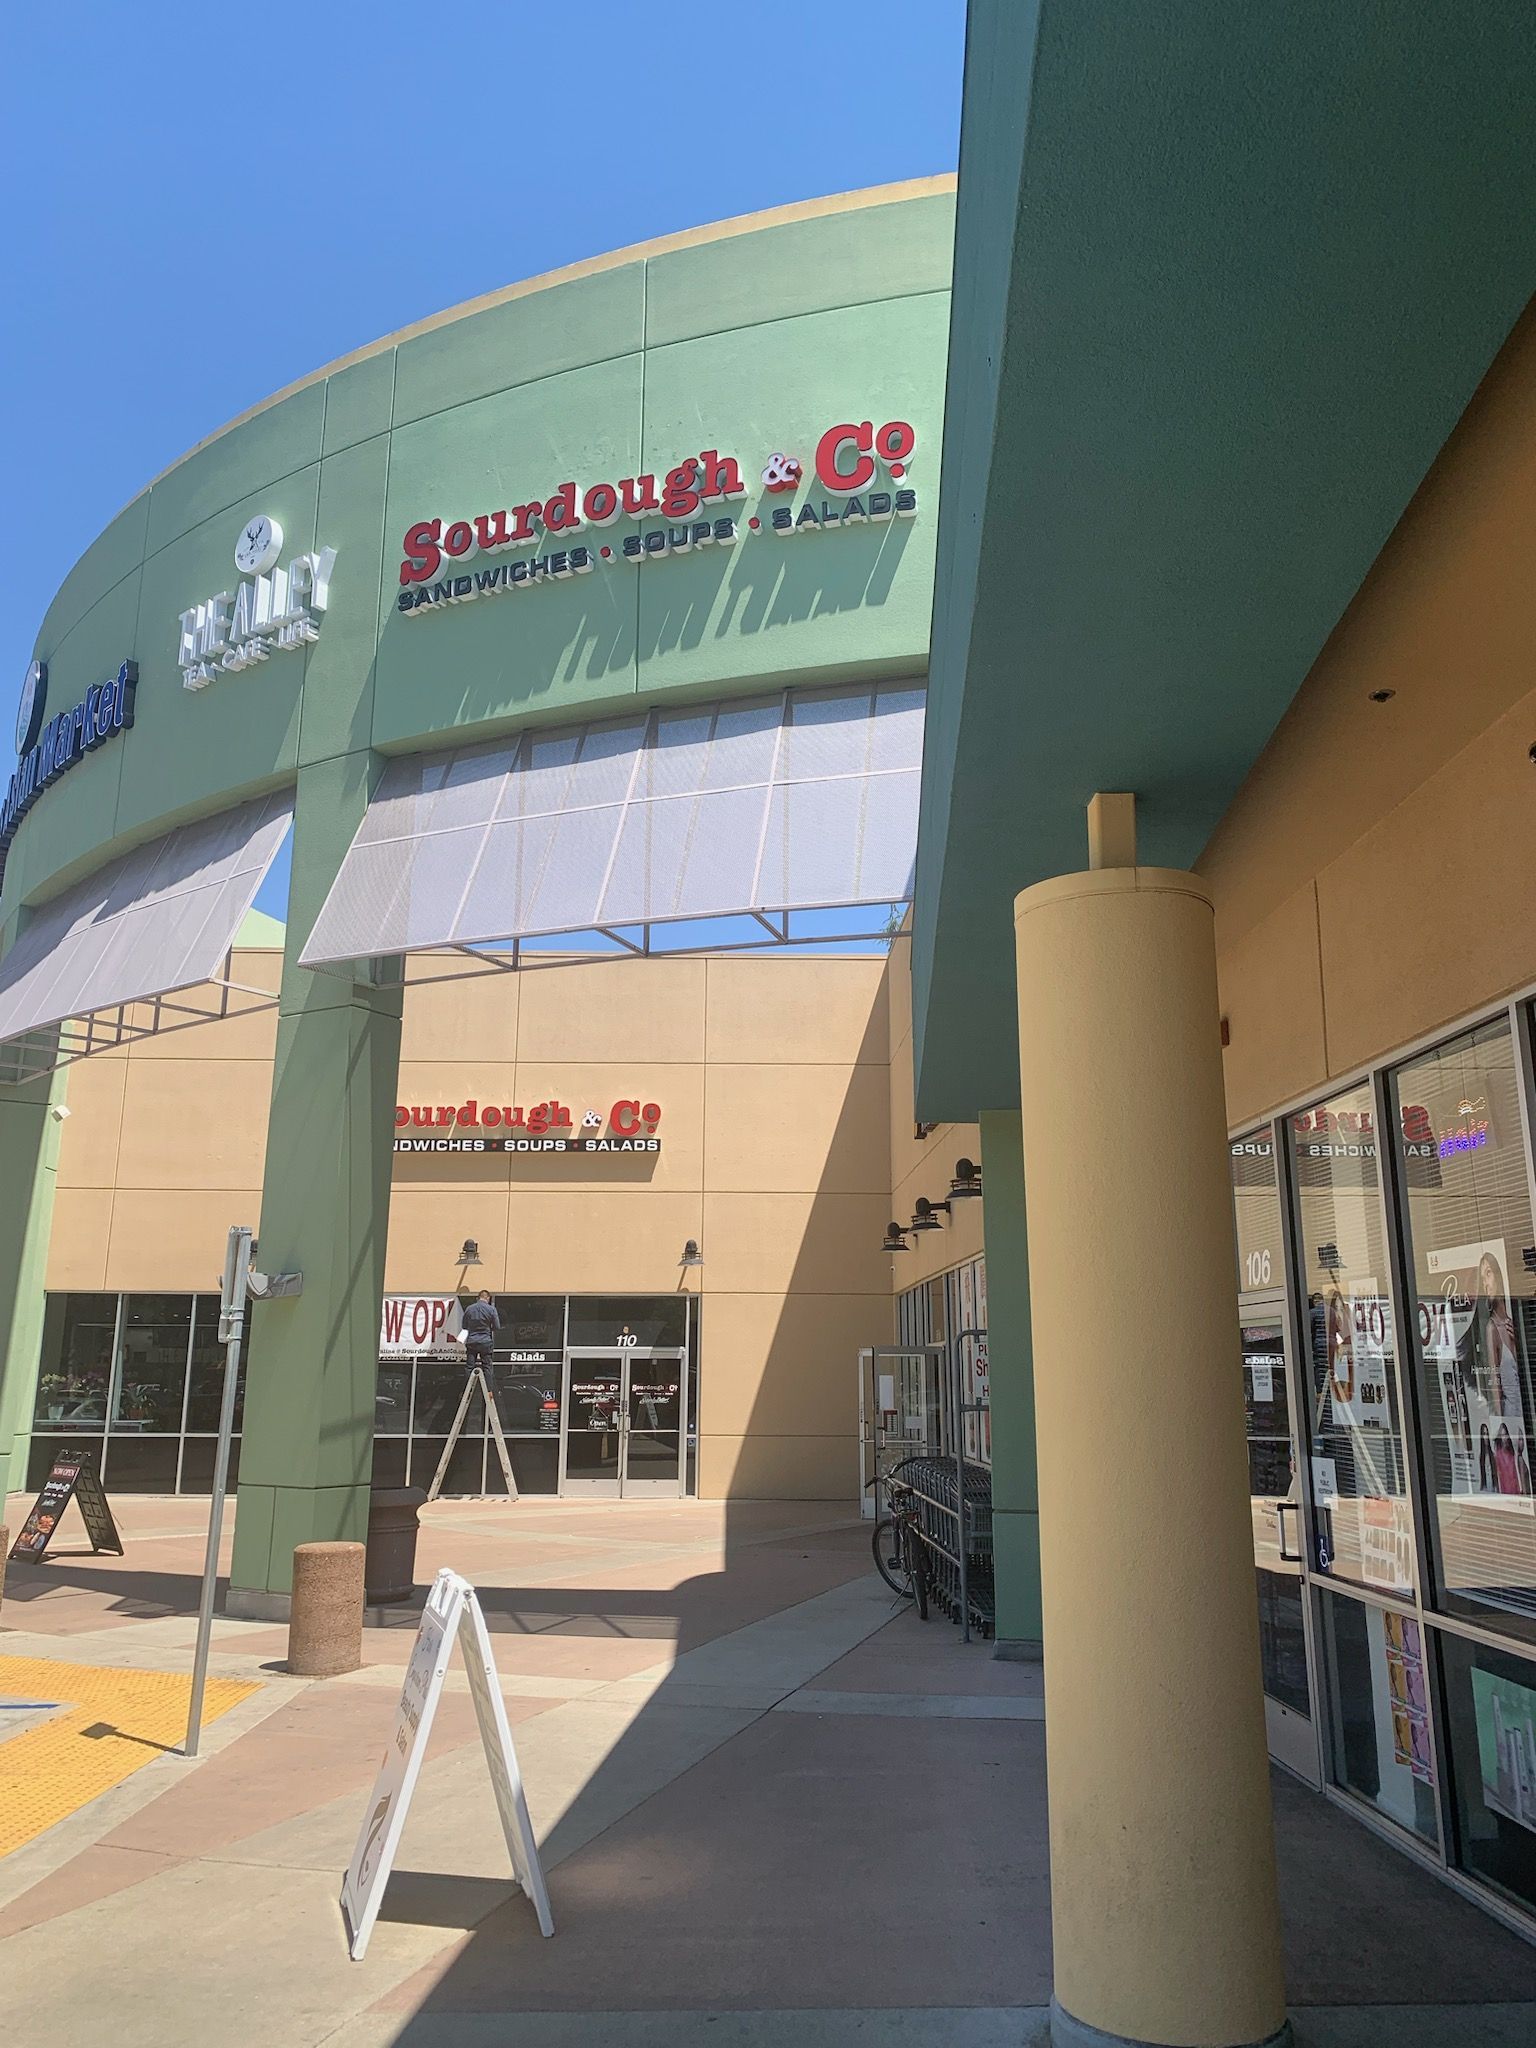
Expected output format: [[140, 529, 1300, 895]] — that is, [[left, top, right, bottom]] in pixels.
[[950, 1335, 970, 1644], [953, 1324, 990, 1648], [185, 1225, 252, 1757]]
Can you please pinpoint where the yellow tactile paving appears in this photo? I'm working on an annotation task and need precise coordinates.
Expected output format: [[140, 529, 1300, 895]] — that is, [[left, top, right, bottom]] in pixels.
[[0, 1656, 259, 1858]]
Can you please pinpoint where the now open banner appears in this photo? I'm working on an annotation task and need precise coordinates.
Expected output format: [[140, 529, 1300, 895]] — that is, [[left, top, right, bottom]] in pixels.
[[379, 1295, 463, 1359]]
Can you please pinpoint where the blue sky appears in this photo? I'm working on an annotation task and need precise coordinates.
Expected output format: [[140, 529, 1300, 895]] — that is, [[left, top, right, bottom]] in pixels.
[[4, 3, 963, 925]]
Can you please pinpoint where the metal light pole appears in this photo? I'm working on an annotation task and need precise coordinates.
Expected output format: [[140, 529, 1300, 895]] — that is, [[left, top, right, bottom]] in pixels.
[[184, 1224, 252, 1757]]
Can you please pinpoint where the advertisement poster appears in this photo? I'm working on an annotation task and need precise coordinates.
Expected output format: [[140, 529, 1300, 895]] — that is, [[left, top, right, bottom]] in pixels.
[[8, 1451, 124, 1563], [1433, 1310, 1490, 1490], [1385, 1612, 1434, 1787], [1423, 1240, 1533, 1505], [1316, 1285, 1400, 1507], [1360, 1495, 1415, 1597], [1329, 1292, 1391, 1430], [1471, 1665, 1536, 1834]]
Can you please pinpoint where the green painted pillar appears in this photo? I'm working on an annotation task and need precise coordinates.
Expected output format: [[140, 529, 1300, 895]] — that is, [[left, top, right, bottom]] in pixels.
[[0, 1036, 63, 1507], [979, 1106, 1042, 1654], [228, 751, 402, 1612]]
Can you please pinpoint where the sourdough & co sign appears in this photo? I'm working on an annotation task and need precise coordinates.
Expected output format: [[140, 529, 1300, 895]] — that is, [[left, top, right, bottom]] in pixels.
[[393, 1096, 662, 1155], [395, 416, 918, 615]]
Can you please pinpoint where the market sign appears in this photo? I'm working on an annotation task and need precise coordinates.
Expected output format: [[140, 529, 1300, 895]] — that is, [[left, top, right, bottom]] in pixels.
[[1, 658, 137, 889], [393, 1095, 662, 1155], [179, 516, 338, 691], [394, 417, 918, 618]]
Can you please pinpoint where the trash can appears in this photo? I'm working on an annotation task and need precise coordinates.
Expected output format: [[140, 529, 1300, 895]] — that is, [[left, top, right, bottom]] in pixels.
[[364, 1485, 426, 1604]]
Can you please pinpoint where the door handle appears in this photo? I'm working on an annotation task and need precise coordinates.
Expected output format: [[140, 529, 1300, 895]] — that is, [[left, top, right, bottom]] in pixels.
[[1276, 1499, 1302, 1564]]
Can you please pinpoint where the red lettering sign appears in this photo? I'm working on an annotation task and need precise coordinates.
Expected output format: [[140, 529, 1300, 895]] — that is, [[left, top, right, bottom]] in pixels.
[[397, 425, 912, 583], [392, 1095, 659, 1133]]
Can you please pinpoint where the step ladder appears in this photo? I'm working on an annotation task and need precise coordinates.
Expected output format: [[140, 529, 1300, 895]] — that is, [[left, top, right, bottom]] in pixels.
[[425, 1366, 519, 1503]]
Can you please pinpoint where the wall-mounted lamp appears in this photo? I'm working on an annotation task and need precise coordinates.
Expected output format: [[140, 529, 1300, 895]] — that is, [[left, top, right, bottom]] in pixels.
[[948, 1157, 983, 1200], [458, 1239, 482, 1267], [679, 1239, 704, 1268], [882, 1221, 911, 1254], [909, 1196, 950, 1233]]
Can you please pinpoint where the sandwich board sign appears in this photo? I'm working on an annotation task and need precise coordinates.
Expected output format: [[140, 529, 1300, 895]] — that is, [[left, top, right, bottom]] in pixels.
[[9, 1448, 123, 1563], [340, 1566, 553, 1960]]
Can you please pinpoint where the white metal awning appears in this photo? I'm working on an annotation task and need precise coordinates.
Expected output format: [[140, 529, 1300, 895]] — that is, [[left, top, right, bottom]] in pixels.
[[0, 791, 293, 1062], [300, 680, 924, 967]]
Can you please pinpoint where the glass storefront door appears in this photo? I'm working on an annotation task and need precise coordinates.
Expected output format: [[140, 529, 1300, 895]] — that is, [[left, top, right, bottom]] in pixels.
[[560, 1348, 685, 1497], [1288, 1081, 1416, 1600], [564, 1358, 623, 1492], [623, 1357, 685, 1493], [1233, 1124, 1322, 1783], [1242, 1301, 1321, 1782]]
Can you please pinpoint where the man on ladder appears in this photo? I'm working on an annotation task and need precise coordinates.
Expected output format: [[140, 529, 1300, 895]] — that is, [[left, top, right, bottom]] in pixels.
[[461, 1290, 500, 1374], [427, 1292, 519, 1503]]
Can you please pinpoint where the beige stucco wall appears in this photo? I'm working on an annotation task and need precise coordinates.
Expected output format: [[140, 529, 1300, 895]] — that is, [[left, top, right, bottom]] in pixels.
[[47, 947, 894, 1499], [1203, 299, 1536, 1127]]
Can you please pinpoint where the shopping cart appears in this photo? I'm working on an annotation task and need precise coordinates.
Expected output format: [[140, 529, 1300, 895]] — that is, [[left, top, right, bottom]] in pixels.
[[886, 1452, 994, 1639]]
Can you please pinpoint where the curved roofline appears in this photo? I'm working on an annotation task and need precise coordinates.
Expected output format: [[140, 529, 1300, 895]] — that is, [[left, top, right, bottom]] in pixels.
[[141, 176, 956, 497]]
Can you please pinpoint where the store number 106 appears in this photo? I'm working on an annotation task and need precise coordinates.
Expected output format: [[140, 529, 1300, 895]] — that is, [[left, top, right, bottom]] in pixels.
[[1244, 1249, 1274, 1289]]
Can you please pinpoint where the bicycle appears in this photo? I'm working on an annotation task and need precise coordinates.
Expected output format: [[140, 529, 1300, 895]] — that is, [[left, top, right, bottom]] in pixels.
[[868, 1468, 929, 1620]]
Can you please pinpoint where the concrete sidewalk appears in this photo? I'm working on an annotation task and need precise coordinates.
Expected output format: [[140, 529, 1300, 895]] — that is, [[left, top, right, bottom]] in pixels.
[[2, 1494, 1535, 2046]]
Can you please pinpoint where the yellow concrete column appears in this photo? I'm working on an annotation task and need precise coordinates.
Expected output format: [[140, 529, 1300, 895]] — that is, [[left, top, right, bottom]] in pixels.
[[1015, 866, 1289, 2048]]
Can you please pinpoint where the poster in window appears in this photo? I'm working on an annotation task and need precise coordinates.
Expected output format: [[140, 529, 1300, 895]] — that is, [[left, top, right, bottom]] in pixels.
[[958, 1261, 978, 1459], [1317, 1285, 1401, 1509], [1425, 1240, 1533, 1507], [1425, 1285, 1479, 1495], [1340, 1293, 1391, 1425], [1359, 1494, 1414, 1597], [972, 1258, 990, 1463], [1471, 1665, 1536, 1834], [1386, 1613, 1434, 1786]]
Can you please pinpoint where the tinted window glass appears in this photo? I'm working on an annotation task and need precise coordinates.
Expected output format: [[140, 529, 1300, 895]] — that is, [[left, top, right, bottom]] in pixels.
[[1317, 1588, 1437, 1844], [566, 1296, 685, 1347], [114, 1295, 192, 1436], [1288, 1083, 1415, 1597], [1439, 1630, 1536, 1916], [184, 1295, 247, 1432], [1390, 1015, 1536, 1642], [34, 1294, 116, 1432], [496, 1296, 564, 1352], [1232, 1126, 1285, 1296]]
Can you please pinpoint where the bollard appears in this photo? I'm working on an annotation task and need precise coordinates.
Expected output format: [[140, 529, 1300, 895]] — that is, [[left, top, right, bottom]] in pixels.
[[286, 1541, 365, 1676]]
